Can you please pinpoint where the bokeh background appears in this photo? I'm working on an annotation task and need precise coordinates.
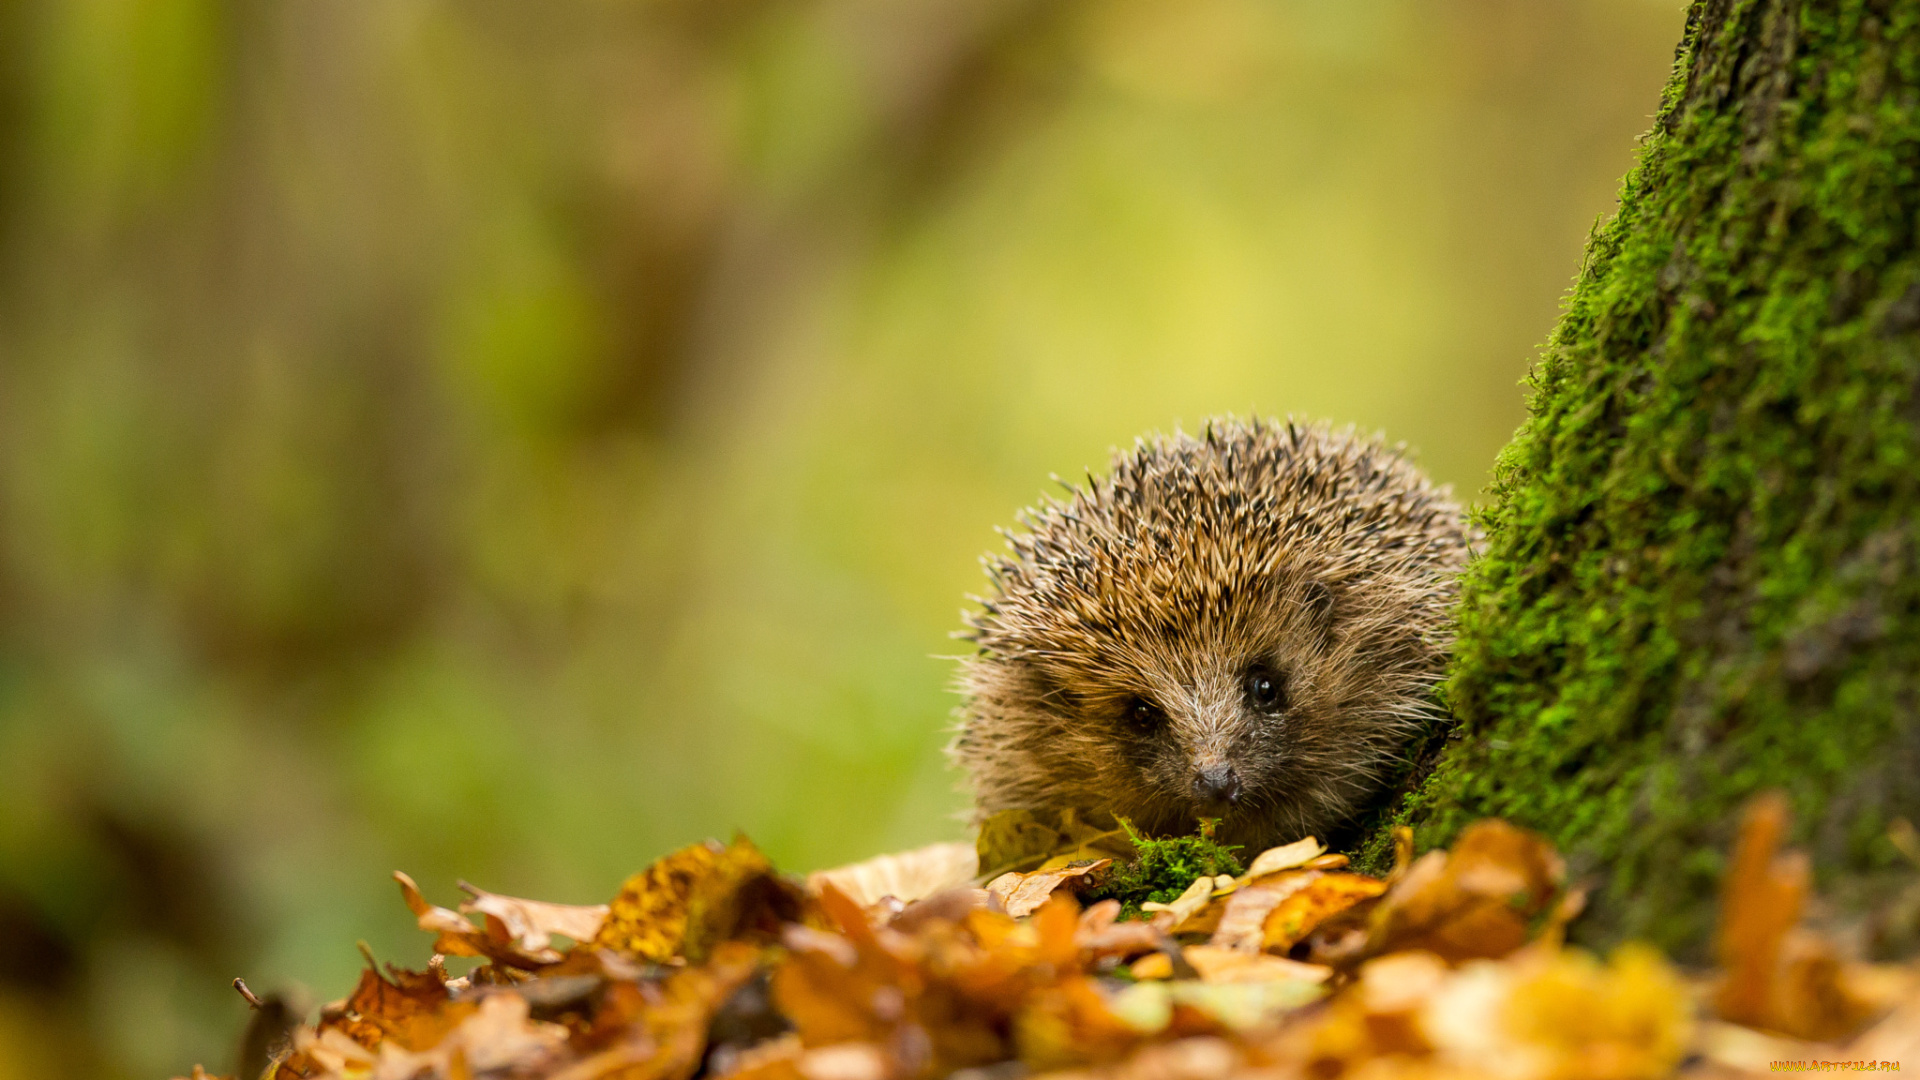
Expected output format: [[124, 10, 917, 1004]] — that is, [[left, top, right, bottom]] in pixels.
[[0, 1, 1685, 1075]]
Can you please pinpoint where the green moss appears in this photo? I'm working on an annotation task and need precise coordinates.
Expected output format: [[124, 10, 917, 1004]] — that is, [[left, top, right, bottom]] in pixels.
[[1375, 0, 1920, 957], [1085, 819, 1245, 921]]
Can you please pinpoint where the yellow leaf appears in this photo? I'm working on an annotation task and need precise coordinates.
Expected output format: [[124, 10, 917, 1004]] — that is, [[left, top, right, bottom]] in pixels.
[[594, 835, 807, 964], [1241, 837, 1324, 880], [975, 808, 1134, 880]]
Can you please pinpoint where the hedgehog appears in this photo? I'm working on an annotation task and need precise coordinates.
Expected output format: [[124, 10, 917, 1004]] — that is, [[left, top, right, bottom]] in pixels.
[[948, 416, 1473, 853]]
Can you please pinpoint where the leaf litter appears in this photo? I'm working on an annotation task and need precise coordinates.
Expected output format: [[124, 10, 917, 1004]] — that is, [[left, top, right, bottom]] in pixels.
[[187, 797, 1918, 1080]]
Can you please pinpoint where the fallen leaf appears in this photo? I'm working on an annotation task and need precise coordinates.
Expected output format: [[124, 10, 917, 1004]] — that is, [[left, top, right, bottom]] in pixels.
[[1178, 945, 1331, 986], [1367, 819, 1562, 963], [346, 961, 469, 1052], [1241, 837, 1324, 881], [458, 881, 609, 956], [712, 1033, 805, 1080], [395, 871, 502, 962], [985, 860, 1113, 919], [1106, 980, 1325, 1035], [371, 993, 570, 1078], [795, 1042, 890, 1080], [809, 841, 978, 908], [268, 961, 469, 1078], [1259, 873, 1387, 954], [1076, 899, 1160, 961], [1016, 974, 1144, 1070], [1130, 953, 1174, 980], [595, 836, 810, 964], [250, 816, 1920, 1080], [1842, 986, 1920, 1068], [1486, 943, 1689, 1079], [1207, 873, 1318, 953], [1714, 791, 1806, 1031], [975, 808, 1135, 880], [1140, 876, 1216, 933]]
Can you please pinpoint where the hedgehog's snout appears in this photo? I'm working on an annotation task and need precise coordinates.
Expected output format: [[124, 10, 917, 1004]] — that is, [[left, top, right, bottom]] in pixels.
[[1191, 762, 1242, 810]]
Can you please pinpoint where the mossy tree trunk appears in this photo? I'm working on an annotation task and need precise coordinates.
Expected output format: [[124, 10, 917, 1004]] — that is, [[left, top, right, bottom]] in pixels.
[[1382, 0, 1920, 956]]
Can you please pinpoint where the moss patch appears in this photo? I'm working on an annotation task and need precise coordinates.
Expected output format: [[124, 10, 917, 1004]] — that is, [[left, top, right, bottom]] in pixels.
[[1376, 0, 1920, 956], [1084, 820, 1245, 921]]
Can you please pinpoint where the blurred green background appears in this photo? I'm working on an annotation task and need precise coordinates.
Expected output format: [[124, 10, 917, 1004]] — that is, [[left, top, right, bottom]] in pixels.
[[0, 0, 1683, 1075]]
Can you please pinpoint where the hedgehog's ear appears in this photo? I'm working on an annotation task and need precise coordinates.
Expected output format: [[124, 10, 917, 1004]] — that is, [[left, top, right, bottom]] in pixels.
[[1299, 580, 1338, 646]]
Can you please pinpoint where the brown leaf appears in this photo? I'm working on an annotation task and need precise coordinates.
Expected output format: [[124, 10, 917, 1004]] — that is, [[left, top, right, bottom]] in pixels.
[[396, 870, 497, 961], [809, 841, 978, 908], [418, 993, 570, 1076], [1076, 899, 1160, 961], [1208, 872, 1318, 953], [1708, 794, 1884, 1043], [1488, 943, 1690, 1078], [457, 880, 609, 956], [1714, 791, 1805, 1029], [1366, 818, 1562, 963], [986, 860, 1113, 919], [1259, 873, 1387, 954], [1178, 945, 1331, 986], [712, 1034, 805, 1080], [344, 962, 467, 1052], [1015, 975, 1143, 1070], [1129, 953, 1174, 981]]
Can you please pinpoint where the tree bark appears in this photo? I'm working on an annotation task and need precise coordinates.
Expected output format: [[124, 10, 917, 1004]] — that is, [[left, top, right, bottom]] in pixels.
[[1375, 0, 1920, 957]]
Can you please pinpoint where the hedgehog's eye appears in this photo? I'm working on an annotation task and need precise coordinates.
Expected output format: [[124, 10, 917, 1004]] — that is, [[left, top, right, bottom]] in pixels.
[[1244, 665, 1287, 712], [1127, 697, 1165, 731]]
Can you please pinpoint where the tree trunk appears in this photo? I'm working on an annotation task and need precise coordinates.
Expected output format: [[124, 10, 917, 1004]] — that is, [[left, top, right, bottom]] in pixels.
[[1376, 0, 1920, 957]]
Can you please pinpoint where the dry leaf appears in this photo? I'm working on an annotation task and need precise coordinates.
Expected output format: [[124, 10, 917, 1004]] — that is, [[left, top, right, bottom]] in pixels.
[[1075, 899, 1161, 962], [809, 841, 978, 908], [1476, 943, 1689, 1079], [1714, 791, 1807, 1032], [1178, 945, 1331, 986], [595, 836, 809, 964], [1711, 792, 1881, 1042], [395, 871, 500, 962], [1208, 873, 1318, 953], [368, 993, 571, 1079], [1259, 873, 1387, 954], [1242, 837, 1324, 881], [985, 860, 1114, 919], [1130, 953, 1174, 981], [1141, 875, 1225, 935], [796, 1042, 891, 1080], [248, 817, 1920, 1080], [975, 808, 1136, 880], [1368, 818, 1562, 963], [395, 871, 610, 969], [459, 882, 609, 956]]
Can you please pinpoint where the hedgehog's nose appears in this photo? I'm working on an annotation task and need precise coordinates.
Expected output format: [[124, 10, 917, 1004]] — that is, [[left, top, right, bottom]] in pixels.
[[1192, 763, 1241, 807]]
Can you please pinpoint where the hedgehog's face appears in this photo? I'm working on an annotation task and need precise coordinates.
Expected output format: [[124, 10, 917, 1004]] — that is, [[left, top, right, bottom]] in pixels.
[[961, 574, 1398, 844], [1060, 583, 1348, 837], [1111, 657, 1292, 823]]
